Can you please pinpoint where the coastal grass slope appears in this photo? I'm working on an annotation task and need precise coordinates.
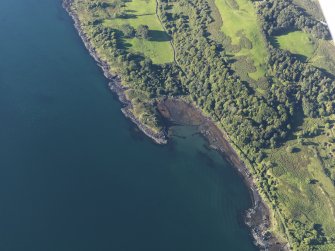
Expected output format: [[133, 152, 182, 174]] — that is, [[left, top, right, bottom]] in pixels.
[[263, 114, 335, 250], [310, 39, 335, 74], [293, 0, 325, 21]]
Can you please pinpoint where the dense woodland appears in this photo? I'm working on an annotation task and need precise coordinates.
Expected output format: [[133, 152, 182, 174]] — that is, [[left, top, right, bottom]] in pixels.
[[254, 0, 330, 39], [71, 0, 335, 249]]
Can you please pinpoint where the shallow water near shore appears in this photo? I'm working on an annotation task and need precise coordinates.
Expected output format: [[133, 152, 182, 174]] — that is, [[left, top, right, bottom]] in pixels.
[[0, 0, 256, 250]]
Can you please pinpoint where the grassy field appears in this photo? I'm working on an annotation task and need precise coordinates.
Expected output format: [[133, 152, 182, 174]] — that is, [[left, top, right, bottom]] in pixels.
[[289, 0, 335, 74], [213, 0, 268, 80], [102, 0, 174, 64], [273, 30, 335, 74], [273, 31, 316, 59]]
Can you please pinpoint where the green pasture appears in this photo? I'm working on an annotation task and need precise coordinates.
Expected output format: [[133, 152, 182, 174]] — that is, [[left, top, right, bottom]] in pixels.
[[214, 0, 268, 80], [103, 0, 174, 64], [273, 31, 316, 59]]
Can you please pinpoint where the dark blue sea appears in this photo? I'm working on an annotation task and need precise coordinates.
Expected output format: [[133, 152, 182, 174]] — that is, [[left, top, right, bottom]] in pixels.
[[0, 1, 256, 250]]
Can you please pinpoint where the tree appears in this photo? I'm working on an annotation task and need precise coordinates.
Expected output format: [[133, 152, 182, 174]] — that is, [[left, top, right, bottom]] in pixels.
[[120, 24, 135, 38], [136, 25, 149, 39]]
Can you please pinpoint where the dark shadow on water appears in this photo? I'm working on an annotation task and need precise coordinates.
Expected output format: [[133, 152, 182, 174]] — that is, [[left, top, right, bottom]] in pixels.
[[191, 132, 202, 137], [35, 93, 56, 105], [149, 30, 171, 42], [196, 150, 216, 168]]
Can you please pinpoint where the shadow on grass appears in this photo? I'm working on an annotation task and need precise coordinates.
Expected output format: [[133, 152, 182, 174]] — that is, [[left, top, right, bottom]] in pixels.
[[125, 9, 136, 13], [292, 53, 308, 63], [121, 13, 155, 19], [149, 30, 171, 42], [269, 36, 280, 48], [121, 13, 137, 19], [292, 147, 301, 153]]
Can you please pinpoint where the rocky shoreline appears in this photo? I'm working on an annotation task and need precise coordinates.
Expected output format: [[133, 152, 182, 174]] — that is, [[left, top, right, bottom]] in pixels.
[[157, 99, 288, 251], [62, 0, 167, 145], [63, 1, 286, 250]]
